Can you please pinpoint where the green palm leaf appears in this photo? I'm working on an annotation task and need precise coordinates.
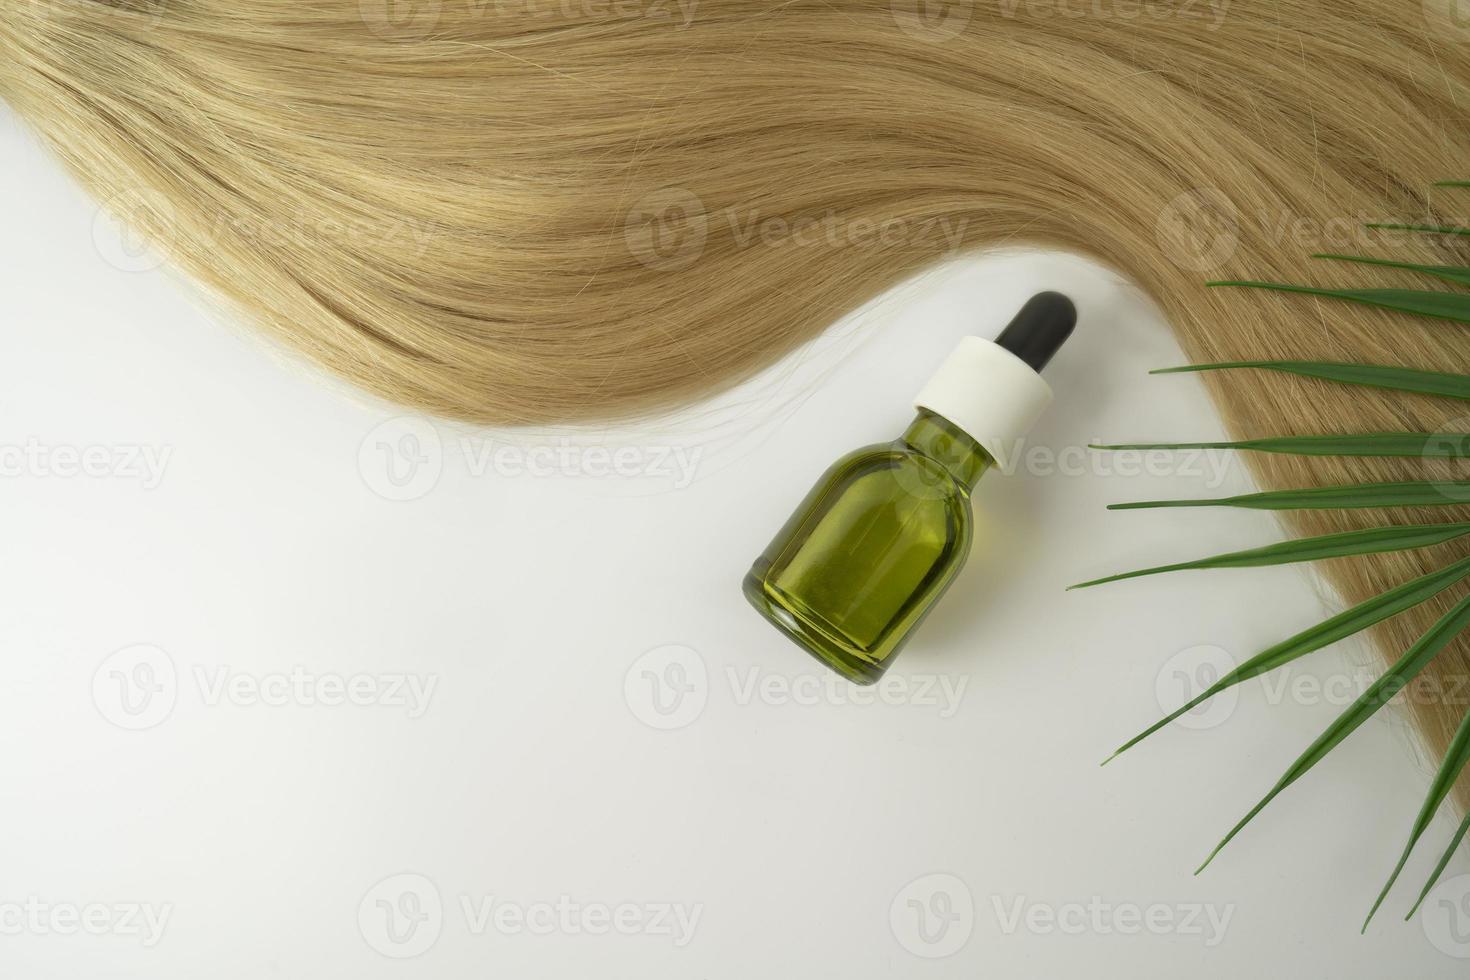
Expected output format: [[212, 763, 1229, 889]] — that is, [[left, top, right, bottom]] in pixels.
[[1197, 590, 1470, 875], [1365, 223, 1470, 239], [1206, 282, 1470, 323], [1092, 433, 1470, 458], [1105, 555, 1470, 764], [1069, 523, 1470, 590], [1311, 254, 1470, 288], [1364, 703, 1470, 931], [1111, 480, 1470, 511], [1408, 808, 1470, 920], [1152, 361, 1470, 400], [1112, 180, 1470, 926]]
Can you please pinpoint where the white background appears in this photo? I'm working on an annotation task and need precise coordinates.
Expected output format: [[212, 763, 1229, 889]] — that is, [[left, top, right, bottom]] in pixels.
[[4, 103, 1470, 978]]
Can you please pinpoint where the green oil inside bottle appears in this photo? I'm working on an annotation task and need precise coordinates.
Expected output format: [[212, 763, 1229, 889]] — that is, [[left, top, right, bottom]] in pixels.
[[742, 411, 992, 685], [742, 291, 1076, 685]]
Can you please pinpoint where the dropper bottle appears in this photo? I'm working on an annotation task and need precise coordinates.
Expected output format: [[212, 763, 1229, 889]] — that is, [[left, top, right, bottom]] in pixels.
[[742, 292, 1077, 684]]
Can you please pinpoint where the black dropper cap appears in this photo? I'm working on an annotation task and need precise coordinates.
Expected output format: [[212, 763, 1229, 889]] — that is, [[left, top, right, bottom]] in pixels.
[[994, 291, 1076, 373]]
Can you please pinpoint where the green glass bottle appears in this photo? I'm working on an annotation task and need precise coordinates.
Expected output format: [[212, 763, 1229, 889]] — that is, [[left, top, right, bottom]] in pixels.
[[743, 293, 1077, 684]]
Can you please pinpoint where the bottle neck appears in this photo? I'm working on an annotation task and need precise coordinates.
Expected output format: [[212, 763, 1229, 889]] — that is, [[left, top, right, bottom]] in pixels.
[[900, 410, 993, 494]]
